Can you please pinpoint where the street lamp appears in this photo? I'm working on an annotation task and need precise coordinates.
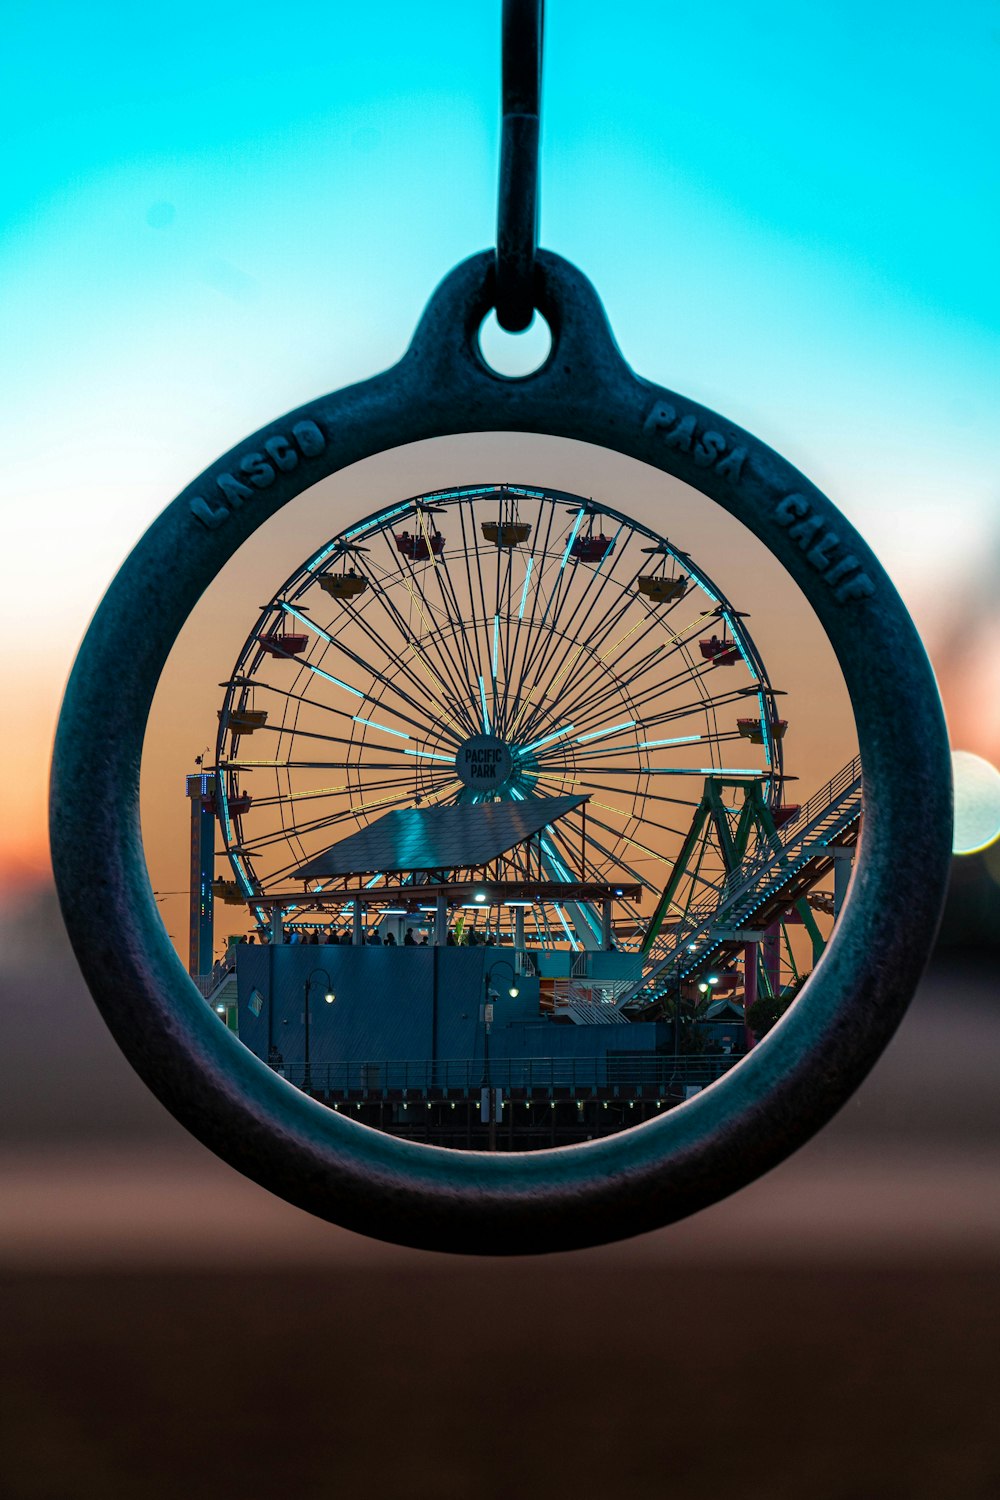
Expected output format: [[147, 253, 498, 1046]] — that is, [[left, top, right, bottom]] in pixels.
[[481, 959, 520, 1150], [487, 957, 520, 1000], [304, 967, 335, 1092]]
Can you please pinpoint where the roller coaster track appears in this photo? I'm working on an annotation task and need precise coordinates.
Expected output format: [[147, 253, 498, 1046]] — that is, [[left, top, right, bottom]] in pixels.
[[623, 755, 863, 1012]]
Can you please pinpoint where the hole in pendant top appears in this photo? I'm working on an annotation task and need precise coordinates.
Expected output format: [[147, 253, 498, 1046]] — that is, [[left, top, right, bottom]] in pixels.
[[478, 308, 552, 378]]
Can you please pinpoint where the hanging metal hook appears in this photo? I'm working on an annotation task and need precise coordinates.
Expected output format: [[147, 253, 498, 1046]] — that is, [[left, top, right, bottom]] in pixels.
[[495, 0, 543, 332]]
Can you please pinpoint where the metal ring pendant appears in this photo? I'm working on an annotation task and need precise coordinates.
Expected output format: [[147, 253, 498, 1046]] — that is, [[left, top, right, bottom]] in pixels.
[[49, 250, 953, 1254]]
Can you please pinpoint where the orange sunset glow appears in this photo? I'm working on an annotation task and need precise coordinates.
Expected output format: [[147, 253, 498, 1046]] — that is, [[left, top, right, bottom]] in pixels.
[[134, 434, 858, 960]]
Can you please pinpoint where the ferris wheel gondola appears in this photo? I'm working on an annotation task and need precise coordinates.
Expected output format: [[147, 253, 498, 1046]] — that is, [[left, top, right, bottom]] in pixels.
[[317, 540, 371, 600]]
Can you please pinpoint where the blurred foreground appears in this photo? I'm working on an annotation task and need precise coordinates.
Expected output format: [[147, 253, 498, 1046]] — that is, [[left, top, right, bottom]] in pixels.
[[3, 1264, 998, 1499], [1, 883, 998, 1496]]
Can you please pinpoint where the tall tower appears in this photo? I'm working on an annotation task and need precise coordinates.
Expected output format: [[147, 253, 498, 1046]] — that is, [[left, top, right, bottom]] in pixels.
[[186, 771, 217, 978]]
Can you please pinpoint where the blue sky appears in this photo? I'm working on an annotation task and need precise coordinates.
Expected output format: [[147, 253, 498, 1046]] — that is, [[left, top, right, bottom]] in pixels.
[[1, 0, 998, 875], [4, 2, 996, 552]]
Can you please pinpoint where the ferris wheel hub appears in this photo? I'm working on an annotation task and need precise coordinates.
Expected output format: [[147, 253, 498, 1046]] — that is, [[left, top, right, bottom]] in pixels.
[[455, 733, 515, 793]]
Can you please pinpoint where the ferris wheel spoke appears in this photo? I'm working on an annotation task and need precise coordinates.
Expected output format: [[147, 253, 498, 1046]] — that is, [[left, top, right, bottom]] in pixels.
[[224, 679, 360, 729], [538, 761, 765, 778], [552, 809, 661, 893], [242, 756, 442, 773], [561, 529, 643, 645], [241, 663, 458, 750], [427, 549, 485, 717], [533, 770, 702, 813], [246, 766, 450, 811], [310, 577, 468, 744], [259, 650, 368, 707], [540, 599, 719, 736], [368, 532, 482, 738], [534, 786, 696, 873], [354, 549, 480, 738], [517, 500, 559, 633], [481, 515, 509, 726], [228, 759, 446, 772], [468, 501, 500, 707], [398, 524, 488, 729], [513, 613, 654, 751], [529, 613, 705, 746], [477, 499, 519, 725], [436, 503, 486, 722], [501, 501, 562, 736], [618, 683, 759, 738], [452, 502, 498, 728], [491, 517, 517, 689], [543, 732, 700, 763], [237, 809, 375, 861], [496, 538, 523, 731], [517, 526, 646, 698], [238, 767, 452, 834], [558, 664, 732, 746], [332, 636, 464, 747], [505, 570, 579, 741], [511, 510, 588, 679], [509, 530, 607, 730], [242, 720, 440, 761], [608, 806, 694, 848], [515, 543, 645, 743]]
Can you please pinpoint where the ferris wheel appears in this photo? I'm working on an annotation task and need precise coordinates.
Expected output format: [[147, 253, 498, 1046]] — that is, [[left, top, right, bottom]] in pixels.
[[214, 483, 786, 948]]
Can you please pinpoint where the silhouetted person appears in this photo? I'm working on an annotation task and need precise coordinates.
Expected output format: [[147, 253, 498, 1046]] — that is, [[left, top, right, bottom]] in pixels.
[[418, 933, 428, 946], [404, 928, 416, 946], [384, 930, 396, 947], [447, 931, 457, 946]]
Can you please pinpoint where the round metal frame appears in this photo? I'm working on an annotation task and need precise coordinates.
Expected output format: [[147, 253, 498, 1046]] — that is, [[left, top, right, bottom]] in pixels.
[[49, 249, 953, 1254]]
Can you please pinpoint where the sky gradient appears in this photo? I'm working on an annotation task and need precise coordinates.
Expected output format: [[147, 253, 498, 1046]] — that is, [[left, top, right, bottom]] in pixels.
[[2, 1, 997, 893]]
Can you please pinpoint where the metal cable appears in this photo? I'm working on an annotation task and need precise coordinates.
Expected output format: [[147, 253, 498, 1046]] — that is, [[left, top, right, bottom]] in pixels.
[[495, 0, 543, 332]]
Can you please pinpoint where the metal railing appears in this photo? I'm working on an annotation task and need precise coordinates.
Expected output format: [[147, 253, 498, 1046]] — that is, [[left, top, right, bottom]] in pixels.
[[631, 755, 863, 1006], [192, 958, 236, 999], [274, 1053, 741, 1094], [553, 984, 634, 1024]]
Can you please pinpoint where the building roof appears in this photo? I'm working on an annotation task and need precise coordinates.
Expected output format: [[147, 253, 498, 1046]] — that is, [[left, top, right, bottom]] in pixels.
[[292, 795, 589, 880]]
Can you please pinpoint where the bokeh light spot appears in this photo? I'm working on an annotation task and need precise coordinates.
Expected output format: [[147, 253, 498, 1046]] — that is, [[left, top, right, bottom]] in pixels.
[[951, 750, 1000, 855]]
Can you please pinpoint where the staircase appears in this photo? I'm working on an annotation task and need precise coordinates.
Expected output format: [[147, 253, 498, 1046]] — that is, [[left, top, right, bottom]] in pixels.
[[195, 966, 239, 1012], [624, 756, 863, 1011], [556, 989, 633, 1025]]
